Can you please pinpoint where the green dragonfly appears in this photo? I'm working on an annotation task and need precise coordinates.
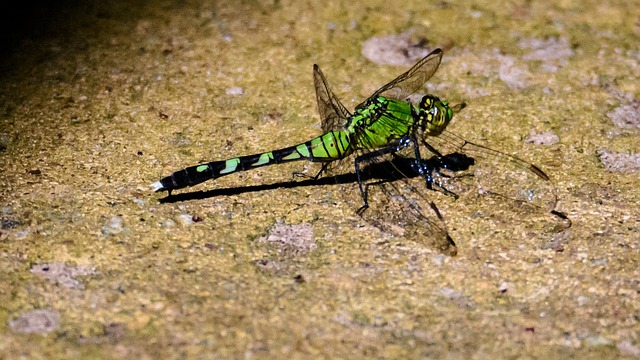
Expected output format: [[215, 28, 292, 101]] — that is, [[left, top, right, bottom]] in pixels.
[[152, 48, 559, 253], [152, 49, 453, 194]]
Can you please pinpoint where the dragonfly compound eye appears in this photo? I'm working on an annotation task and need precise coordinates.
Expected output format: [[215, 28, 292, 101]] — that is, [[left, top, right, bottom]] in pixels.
[[419, 94, 440, 110]]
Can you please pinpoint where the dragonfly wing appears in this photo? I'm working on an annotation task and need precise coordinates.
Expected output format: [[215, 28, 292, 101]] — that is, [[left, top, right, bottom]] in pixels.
[[372, 48, 443, 101], [424, 130, 558, 212], [313, 64, 352, 132], [343, 150, 457, 255]]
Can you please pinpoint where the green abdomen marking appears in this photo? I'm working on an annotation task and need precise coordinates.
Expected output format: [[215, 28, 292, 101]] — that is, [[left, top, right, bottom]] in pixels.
[[154, 130, 352, 192]]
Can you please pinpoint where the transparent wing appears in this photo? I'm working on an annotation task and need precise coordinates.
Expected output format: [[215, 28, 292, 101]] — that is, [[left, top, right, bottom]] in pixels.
[[423, 130, 558, 212], [313, 64, 352, 132], [371, 48, 443, 101], [342, 150, 457, 255]]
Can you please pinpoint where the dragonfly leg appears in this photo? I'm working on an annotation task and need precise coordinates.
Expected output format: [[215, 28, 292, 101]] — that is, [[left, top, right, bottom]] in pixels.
[[432, 181, 460, 199], [405, 119, 449, 195], [408, 133, 449, 195], [420, 139, 444, 157], [408, 155, 456, 197], [423, 160, 463, 199], [354, 146, 398, 209], [419, 139, 468, 198], [292, 163, 330, 180], [356, 203, 369, 216]]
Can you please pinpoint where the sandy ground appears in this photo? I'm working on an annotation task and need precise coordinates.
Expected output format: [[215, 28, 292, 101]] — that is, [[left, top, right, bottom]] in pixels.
[[1, 0, 638, 358]]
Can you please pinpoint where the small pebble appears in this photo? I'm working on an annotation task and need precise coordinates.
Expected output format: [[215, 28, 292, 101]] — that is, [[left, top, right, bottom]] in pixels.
[[225, 87, 244, 96], [176, 214, 194, 226], [101, 216, 124, 235], [9, 309, 60, 334]]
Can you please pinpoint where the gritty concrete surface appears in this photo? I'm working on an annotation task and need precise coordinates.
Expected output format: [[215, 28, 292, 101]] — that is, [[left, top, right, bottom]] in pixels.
[[0, 0, 638, 358]]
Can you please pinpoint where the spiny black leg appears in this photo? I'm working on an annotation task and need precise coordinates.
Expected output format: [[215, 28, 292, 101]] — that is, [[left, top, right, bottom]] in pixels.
[[404, 123, 447, 197], [356, 178, 395, 215], [292, 162, 330, 180], [430, 178, 460, 199], [354, 146, 397, 210], [420, 139, 444, 158], [419, 139, 462, 199]]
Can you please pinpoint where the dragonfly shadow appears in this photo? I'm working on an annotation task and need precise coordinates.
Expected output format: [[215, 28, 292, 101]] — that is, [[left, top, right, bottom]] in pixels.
[[157, 153, 474, 203], [157, 173, 352, 203]]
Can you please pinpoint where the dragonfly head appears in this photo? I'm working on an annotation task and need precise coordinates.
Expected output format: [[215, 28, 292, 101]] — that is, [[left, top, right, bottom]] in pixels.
[[417, 95, 466, 136]]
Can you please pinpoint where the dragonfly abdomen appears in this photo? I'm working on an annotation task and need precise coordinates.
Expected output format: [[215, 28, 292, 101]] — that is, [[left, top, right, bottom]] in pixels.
[[151, 130, 351, 192]]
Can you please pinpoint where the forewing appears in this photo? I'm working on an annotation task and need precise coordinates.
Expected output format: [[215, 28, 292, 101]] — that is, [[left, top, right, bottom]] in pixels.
[[313, 64, 352, 132], [372, 48, 443, 101]]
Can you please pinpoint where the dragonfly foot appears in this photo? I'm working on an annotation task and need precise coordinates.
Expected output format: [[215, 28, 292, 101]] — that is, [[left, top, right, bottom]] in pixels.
[[550, 210, 572, 231], [439, 186, 460, 199], [292, 171, 313, 180], [426, 178, 460, 199], [443, 235, 458, 256], [356, 204, 369, 216]]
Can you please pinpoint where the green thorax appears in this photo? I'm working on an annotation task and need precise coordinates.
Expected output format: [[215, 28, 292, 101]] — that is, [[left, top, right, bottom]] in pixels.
[[343, 95, 455, 149], [345, 96, 415, 148]]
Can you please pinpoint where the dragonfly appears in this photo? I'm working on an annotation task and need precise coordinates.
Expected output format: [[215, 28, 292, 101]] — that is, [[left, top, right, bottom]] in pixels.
[[151, 48, 560, 253]]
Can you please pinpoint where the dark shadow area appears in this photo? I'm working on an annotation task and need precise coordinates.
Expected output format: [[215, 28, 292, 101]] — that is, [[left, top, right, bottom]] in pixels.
[[156, 151, 571, 230], [0, 1, 82, 55], [0, 1, 145, 78], [158, 173, 355, 203], [157, 153, 475, 203]]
